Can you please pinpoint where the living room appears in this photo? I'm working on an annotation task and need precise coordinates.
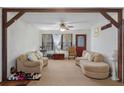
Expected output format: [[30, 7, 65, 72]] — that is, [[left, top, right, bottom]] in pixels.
[[0, 8, 124, 86]]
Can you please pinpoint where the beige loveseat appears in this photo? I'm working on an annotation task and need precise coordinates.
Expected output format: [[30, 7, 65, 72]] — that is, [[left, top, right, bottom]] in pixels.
[[76, 51, 110, 79], [16, 51, 48, 73]]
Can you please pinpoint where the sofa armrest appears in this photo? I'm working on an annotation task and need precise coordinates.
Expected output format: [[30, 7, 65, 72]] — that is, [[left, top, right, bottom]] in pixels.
[[22, 61, 41, 67]]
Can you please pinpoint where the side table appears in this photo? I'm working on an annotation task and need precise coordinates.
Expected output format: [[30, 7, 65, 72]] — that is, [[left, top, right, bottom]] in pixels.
[[110, 58, 119, 81]]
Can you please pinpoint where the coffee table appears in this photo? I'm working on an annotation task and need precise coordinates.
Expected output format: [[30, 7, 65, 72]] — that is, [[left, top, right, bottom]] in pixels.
[[52, 54, 64, 60]]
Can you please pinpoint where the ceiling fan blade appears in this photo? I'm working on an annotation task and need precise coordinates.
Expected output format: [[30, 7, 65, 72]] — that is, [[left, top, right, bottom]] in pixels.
[[68, 25, 74, 28], [66, 28, 70, 30]]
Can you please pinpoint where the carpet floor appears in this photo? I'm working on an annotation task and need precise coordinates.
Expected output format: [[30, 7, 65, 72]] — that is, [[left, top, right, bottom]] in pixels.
[[28, 59, 123, 86]]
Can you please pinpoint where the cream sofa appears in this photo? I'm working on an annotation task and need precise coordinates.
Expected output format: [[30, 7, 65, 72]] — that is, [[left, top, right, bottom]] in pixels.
[[75, 51, 110, 79], [16, 51, 48, 73]]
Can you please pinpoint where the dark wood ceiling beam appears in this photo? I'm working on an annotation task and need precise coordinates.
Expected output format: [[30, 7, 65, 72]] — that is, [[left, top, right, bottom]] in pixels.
[[3, 8, 121, 12], [101, 23, 112, 30], [122, 20, 124, 83], [100, 11, 119, 28], [7, 12, 25, 28], [2, 9, 7, 81]]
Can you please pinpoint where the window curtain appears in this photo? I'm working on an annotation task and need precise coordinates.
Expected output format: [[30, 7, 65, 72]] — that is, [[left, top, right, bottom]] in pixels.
[[42, 34, 53, 50], [53, 34, 62, 53], [62, 34, 72, 50], [42, 34, 72, 51]]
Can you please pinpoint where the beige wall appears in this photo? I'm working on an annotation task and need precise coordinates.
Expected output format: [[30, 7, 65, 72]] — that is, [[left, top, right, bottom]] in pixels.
[[90, 16, 118, 65], [7, 19, 40, 77]]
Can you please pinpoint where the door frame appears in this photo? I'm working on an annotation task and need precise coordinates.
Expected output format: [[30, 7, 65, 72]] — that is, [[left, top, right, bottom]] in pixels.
[[1, 8, 123, 82]]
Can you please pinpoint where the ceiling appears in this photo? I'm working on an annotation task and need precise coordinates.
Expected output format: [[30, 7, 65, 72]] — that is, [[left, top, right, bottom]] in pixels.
[[20, 13, 116, 30]]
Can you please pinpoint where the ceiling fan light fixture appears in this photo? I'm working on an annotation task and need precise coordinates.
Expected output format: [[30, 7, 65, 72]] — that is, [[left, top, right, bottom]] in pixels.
[[60, 23, 66, 32], [60, 27, 66, 32]]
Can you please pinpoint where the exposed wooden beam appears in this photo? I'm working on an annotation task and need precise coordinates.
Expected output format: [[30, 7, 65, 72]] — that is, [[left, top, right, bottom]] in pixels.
[[123, 20, 124, 83], [7, 12, 25, 28], [101, 23, 112, 30], [100, 11, 119, 28], [2, 9, 7, 81], [117, 10, 123, 82], [3, 8, 121, 13]]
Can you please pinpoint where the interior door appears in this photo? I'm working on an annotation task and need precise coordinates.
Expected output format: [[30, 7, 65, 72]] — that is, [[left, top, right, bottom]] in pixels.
[[76, 34, 86, 57]]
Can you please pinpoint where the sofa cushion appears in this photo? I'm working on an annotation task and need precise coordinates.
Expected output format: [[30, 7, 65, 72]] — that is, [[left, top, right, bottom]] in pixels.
[[93, 54, 104, 62], [76, 57, 88, 61], [35, 51, 43, 59], [79, 59, 90, 64], [87, 53, 95, 62], [27, 53, 38, 61], [17, 54, 27, 62]]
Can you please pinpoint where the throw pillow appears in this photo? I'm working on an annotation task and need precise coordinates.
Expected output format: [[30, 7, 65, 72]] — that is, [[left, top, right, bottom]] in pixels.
[[88, 54, 94, 62], [35, 51, 43, 59], [27, 53, 38, 62], [83, 52, 90, 59]]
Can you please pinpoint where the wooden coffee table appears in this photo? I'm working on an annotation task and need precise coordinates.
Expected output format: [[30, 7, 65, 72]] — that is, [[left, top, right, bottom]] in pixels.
[[52, 54, 64, 60]]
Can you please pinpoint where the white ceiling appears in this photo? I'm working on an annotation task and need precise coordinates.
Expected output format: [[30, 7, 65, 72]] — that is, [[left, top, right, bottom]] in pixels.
[[20, 13, 116, 30]]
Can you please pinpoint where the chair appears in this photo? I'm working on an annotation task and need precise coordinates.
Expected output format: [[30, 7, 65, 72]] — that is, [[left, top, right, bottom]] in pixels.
[[68, 46, 76, 59]]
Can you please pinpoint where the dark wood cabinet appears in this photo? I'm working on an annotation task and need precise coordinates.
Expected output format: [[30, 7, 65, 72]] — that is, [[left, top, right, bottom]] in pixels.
[[52, 54, 64, 60]]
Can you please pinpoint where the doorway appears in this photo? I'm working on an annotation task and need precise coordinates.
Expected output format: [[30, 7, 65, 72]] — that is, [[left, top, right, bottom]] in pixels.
[[76, 34, 86, 57]]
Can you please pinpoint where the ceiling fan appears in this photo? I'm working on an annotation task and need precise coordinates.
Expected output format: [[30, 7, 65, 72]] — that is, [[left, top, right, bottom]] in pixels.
[[38, 20, 88, 31], [59, 20, 74, 32]]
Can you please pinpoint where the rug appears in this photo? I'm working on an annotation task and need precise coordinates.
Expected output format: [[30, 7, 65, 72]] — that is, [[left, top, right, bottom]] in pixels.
[[28, 59, 123, 86]]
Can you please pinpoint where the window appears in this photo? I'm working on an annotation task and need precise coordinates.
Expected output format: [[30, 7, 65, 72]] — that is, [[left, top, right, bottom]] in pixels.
[[41, 34, 72, 51], [42, 34, 53, 50], [62, 34, 72, 50]]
